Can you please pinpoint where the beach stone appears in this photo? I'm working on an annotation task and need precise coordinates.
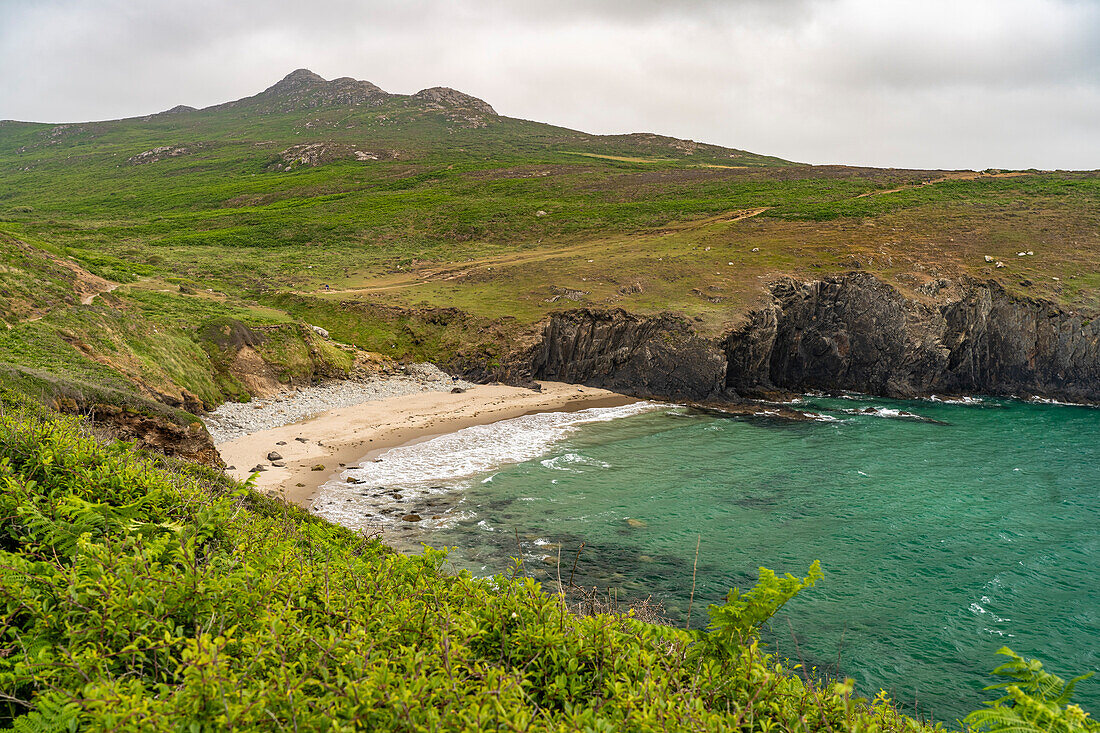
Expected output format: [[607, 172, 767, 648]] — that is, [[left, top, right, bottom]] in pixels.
[[391, 493, 403, 500], [267, 451, 282, 461], [227, 466, 236, 470], [401, 514, 422, 522], [276, 441, 287, 445], [200, 365, 477, 444], [626, 518, 647, 528], [311, 464, 325, 471], [296, 483, 305, 487], [451, 387, 466, 393], [271, 461, 286, 467], [251, 465, 267, 472]]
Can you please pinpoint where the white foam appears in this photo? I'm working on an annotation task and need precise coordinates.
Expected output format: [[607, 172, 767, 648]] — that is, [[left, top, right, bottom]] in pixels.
[[337, 401, 658, 491], [312, 401, 662, 529], [927, 395, 984, 405], [1027, 396, 1095, 408], [841, 406, 933, 421], [540, 453, 611, 472]]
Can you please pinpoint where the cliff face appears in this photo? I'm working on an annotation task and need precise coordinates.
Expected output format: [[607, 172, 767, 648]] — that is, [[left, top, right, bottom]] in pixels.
[[530, 309, 725, 400], [526, 274, 1100, 404]]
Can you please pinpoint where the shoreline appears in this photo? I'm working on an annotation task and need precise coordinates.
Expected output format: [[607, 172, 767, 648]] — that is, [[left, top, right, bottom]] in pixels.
[[215, 381, 635, 508]]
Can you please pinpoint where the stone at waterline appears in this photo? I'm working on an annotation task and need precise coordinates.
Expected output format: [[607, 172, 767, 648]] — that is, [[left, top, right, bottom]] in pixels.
[[402, 514, 422, 522], [267, 451, 282, 461], [311, 464, 325, 471]]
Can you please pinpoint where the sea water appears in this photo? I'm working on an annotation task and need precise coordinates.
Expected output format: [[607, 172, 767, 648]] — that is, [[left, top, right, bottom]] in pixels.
[[313, 395, 1100, 721]]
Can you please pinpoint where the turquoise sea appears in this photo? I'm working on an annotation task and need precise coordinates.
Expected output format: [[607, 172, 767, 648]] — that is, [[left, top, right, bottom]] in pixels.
[[315, 394, 1100, 722]]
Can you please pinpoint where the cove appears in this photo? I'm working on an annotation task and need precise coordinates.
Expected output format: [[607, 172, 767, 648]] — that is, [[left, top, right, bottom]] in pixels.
[[319, 395, 1100, 722]]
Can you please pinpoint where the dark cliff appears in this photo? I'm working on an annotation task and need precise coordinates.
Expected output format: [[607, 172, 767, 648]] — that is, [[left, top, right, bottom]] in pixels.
[[529, 309, 725, 400], [525, 273, 1100, 404]]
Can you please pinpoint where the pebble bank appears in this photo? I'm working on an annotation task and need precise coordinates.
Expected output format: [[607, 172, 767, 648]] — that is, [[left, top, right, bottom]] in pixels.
[[203, 363, 476, 443]]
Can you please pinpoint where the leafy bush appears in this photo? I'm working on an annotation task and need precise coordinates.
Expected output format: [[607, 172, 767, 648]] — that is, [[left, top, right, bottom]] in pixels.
[[699, 561, 824, 661], [964, 647, 1097, 733], [0, 410, 939, 731]]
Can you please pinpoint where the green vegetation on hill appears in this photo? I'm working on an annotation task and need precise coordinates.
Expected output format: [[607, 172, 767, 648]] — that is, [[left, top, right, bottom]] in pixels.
[[2, 71, 1099, 730], [2, 70, 1099, 416]]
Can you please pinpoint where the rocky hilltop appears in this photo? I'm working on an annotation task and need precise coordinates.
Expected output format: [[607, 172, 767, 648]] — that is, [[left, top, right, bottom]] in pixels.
[[203, 68, 497, 116]]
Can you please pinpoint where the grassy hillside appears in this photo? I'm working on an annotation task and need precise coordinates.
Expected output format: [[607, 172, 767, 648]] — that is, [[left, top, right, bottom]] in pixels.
[[4, 70, 1099, 415], [3, 70, 1099, 414], [3, 71, 1100, 730]]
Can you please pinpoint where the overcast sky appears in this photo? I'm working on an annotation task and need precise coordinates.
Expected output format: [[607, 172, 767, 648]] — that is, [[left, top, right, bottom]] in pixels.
[[2, 0, 1098, 169]]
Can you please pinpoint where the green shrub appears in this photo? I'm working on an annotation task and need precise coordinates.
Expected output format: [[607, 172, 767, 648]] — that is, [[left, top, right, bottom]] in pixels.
[[964, 648, 1098, 733], [0, 410, 939, 731]]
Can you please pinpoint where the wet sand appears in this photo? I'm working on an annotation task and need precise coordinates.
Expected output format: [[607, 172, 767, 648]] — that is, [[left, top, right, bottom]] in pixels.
[[215, 381, 633, 508]]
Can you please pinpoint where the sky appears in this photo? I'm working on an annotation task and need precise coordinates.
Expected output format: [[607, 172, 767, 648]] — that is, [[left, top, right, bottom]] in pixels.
[[1, 0, 1098, 170]]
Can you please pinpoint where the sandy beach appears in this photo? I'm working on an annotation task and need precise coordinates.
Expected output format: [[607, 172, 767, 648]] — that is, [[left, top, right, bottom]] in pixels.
[[215, 381, 633, 507]]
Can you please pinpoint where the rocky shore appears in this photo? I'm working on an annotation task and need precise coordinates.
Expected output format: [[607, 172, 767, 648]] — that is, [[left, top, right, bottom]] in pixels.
[[203, 363, 475, 443], [522, 273, 1100, 405]]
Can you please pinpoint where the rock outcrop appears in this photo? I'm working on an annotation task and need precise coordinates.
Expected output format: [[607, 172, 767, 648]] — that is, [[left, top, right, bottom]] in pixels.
[[83, 403, 223, 466], [529, 309, 725, 400], [205, 69, 498, 121], [209, 68, 390, 114], [524, 274, 1100, 404], [412, 87, 497, 116]]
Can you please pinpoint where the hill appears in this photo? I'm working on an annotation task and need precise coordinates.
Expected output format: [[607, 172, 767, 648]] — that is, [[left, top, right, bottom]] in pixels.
[[3, 69, 1100, 730], [0, 67, 1098, 437]]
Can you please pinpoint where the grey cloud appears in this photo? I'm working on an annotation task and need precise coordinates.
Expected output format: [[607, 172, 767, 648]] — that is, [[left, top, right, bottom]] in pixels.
[[1, 0, 1097, 169]]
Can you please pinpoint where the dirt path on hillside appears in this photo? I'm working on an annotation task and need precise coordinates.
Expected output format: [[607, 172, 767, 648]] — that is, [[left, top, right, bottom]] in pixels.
[[297, 170, 1028, 300], [308, 207, 774, 297], [854, 170, 1031, 199], [81, 281, 120, 305], [16, 248, 121, 322], [308, 238, 630, 296]]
